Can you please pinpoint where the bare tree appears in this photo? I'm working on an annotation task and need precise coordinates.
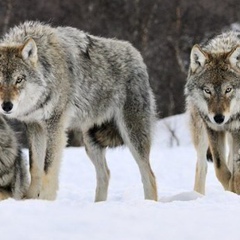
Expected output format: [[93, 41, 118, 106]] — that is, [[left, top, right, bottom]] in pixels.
[[2, 0, 12, 34], [0, 0, 240, 145], [163, 119, 180, 147]]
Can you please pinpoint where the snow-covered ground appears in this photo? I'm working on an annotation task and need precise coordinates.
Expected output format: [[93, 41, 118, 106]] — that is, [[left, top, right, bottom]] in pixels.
[[1, 114, 240, 240]]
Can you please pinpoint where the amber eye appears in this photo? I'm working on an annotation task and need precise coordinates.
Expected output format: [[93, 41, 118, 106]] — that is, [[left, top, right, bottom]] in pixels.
[[225, 87, 232, 94], [203, 88, 211, 95]]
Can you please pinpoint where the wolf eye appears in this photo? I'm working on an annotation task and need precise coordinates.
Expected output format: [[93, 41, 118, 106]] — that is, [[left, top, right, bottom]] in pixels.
[[15, 75, 25, 84], [225, 87, 232, 94], [203, 88, 211, 95]]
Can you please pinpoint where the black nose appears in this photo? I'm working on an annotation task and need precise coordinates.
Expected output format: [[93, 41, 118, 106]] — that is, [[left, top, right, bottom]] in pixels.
[[213, 114, 225, 124], [2, 101, 13, 112]]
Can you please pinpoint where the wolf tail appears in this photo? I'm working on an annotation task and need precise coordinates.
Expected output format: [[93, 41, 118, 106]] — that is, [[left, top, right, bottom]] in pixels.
[[88, 120, 124, 148]]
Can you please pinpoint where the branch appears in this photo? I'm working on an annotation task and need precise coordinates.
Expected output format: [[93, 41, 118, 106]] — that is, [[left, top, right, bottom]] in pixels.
[[163, 119, 180, 147]]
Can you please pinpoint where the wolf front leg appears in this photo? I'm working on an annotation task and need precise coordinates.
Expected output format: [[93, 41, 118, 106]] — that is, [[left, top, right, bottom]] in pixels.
[[206, 127, 231, 190], [189, 112, 208, 194], [39, 113, 68, 200], [228, 132, 240, 194], [25, 122, 47, 199]]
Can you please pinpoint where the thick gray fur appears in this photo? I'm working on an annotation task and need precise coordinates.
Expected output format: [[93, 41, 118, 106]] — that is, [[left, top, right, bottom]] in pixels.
[[185, 31, 240, 195], [0, 21, 157, 201], [0, 116, 29, 200]]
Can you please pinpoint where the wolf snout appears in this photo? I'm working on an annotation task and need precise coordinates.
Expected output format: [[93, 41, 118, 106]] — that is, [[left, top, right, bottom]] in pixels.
[[1, 101, 13, 113], [213, 114, 225, 124]]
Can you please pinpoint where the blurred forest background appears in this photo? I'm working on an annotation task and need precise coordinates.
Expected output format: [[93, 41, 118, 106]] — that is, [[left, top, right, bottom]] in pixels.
[[0, 0, 240, 145]]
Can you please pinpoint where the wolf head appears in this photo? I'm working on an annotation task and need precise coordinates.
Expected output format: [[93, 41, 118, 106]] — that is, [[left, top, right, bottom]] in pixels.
[[185, 44, 240, 127], [0, 38, 46, 118]]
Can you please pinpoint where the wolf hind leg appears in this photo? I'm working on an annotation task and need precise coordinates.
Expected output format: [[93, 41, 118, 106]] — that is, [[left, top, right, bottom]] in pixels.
[[116, 111, 158, 201], [84, 132, 110, 202]]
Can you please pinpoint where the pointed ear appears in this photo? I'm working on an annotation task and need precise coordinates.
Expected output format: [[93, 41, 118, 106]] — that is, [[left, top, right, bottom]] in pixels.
[[190, 44, 208, 73], [21, 38, 38, 64], [228, 45, 240, 71]]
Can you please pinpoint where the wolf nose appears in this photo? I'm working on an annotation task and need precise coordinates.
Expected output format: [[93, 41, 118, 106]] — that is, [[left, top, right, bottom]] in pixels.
[[213, 114, 225, 124], [2, 101, 13, 113]]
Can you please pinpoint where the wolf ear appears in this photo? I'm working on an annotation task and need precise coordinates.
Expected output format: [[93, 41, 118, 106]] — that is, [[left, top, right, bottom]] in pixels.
[[190, 44, 208, 73], [228, 45, 240, 71], [21, 38, 38, 64]]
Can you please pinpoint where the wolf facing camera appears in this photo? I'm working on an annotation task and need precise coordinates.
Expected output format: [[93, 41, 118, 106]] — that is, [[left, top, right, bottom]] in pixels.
[[185, 31, 240, 194]]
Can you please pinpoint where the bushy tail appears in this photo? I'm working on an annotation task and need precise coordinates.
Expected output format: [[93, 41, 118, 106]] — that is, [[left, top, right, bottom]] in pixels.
[[88, 120, 124, 148]]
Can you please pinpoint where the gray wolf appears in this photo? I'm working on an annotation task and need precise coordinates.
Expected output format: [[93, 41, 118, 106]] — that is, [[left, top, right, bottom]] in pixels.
[[185, 31, 240, 194], [0, 116, 29, 200], [0, 21, 157, 201]]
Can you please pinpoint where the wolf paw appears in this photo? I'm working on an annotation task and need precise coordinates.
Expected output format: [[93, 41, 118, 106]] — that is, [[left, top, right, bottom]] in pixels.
[[25, 181, 41, 199], [38, 174, 58, 200]]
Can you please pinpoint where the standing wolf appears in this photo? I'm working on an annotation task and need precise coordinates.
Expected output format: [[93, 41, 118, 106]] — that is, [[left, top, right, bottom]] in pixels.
[[0, 21, 157, 201], [185, 31, 240, 194], [0, 116, 29, 200]]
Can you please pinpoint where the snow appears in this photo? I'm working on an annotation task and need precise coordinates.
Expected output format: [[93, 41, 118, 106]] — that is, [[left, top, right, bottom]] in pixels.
[[1, 113, 240, 240]]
